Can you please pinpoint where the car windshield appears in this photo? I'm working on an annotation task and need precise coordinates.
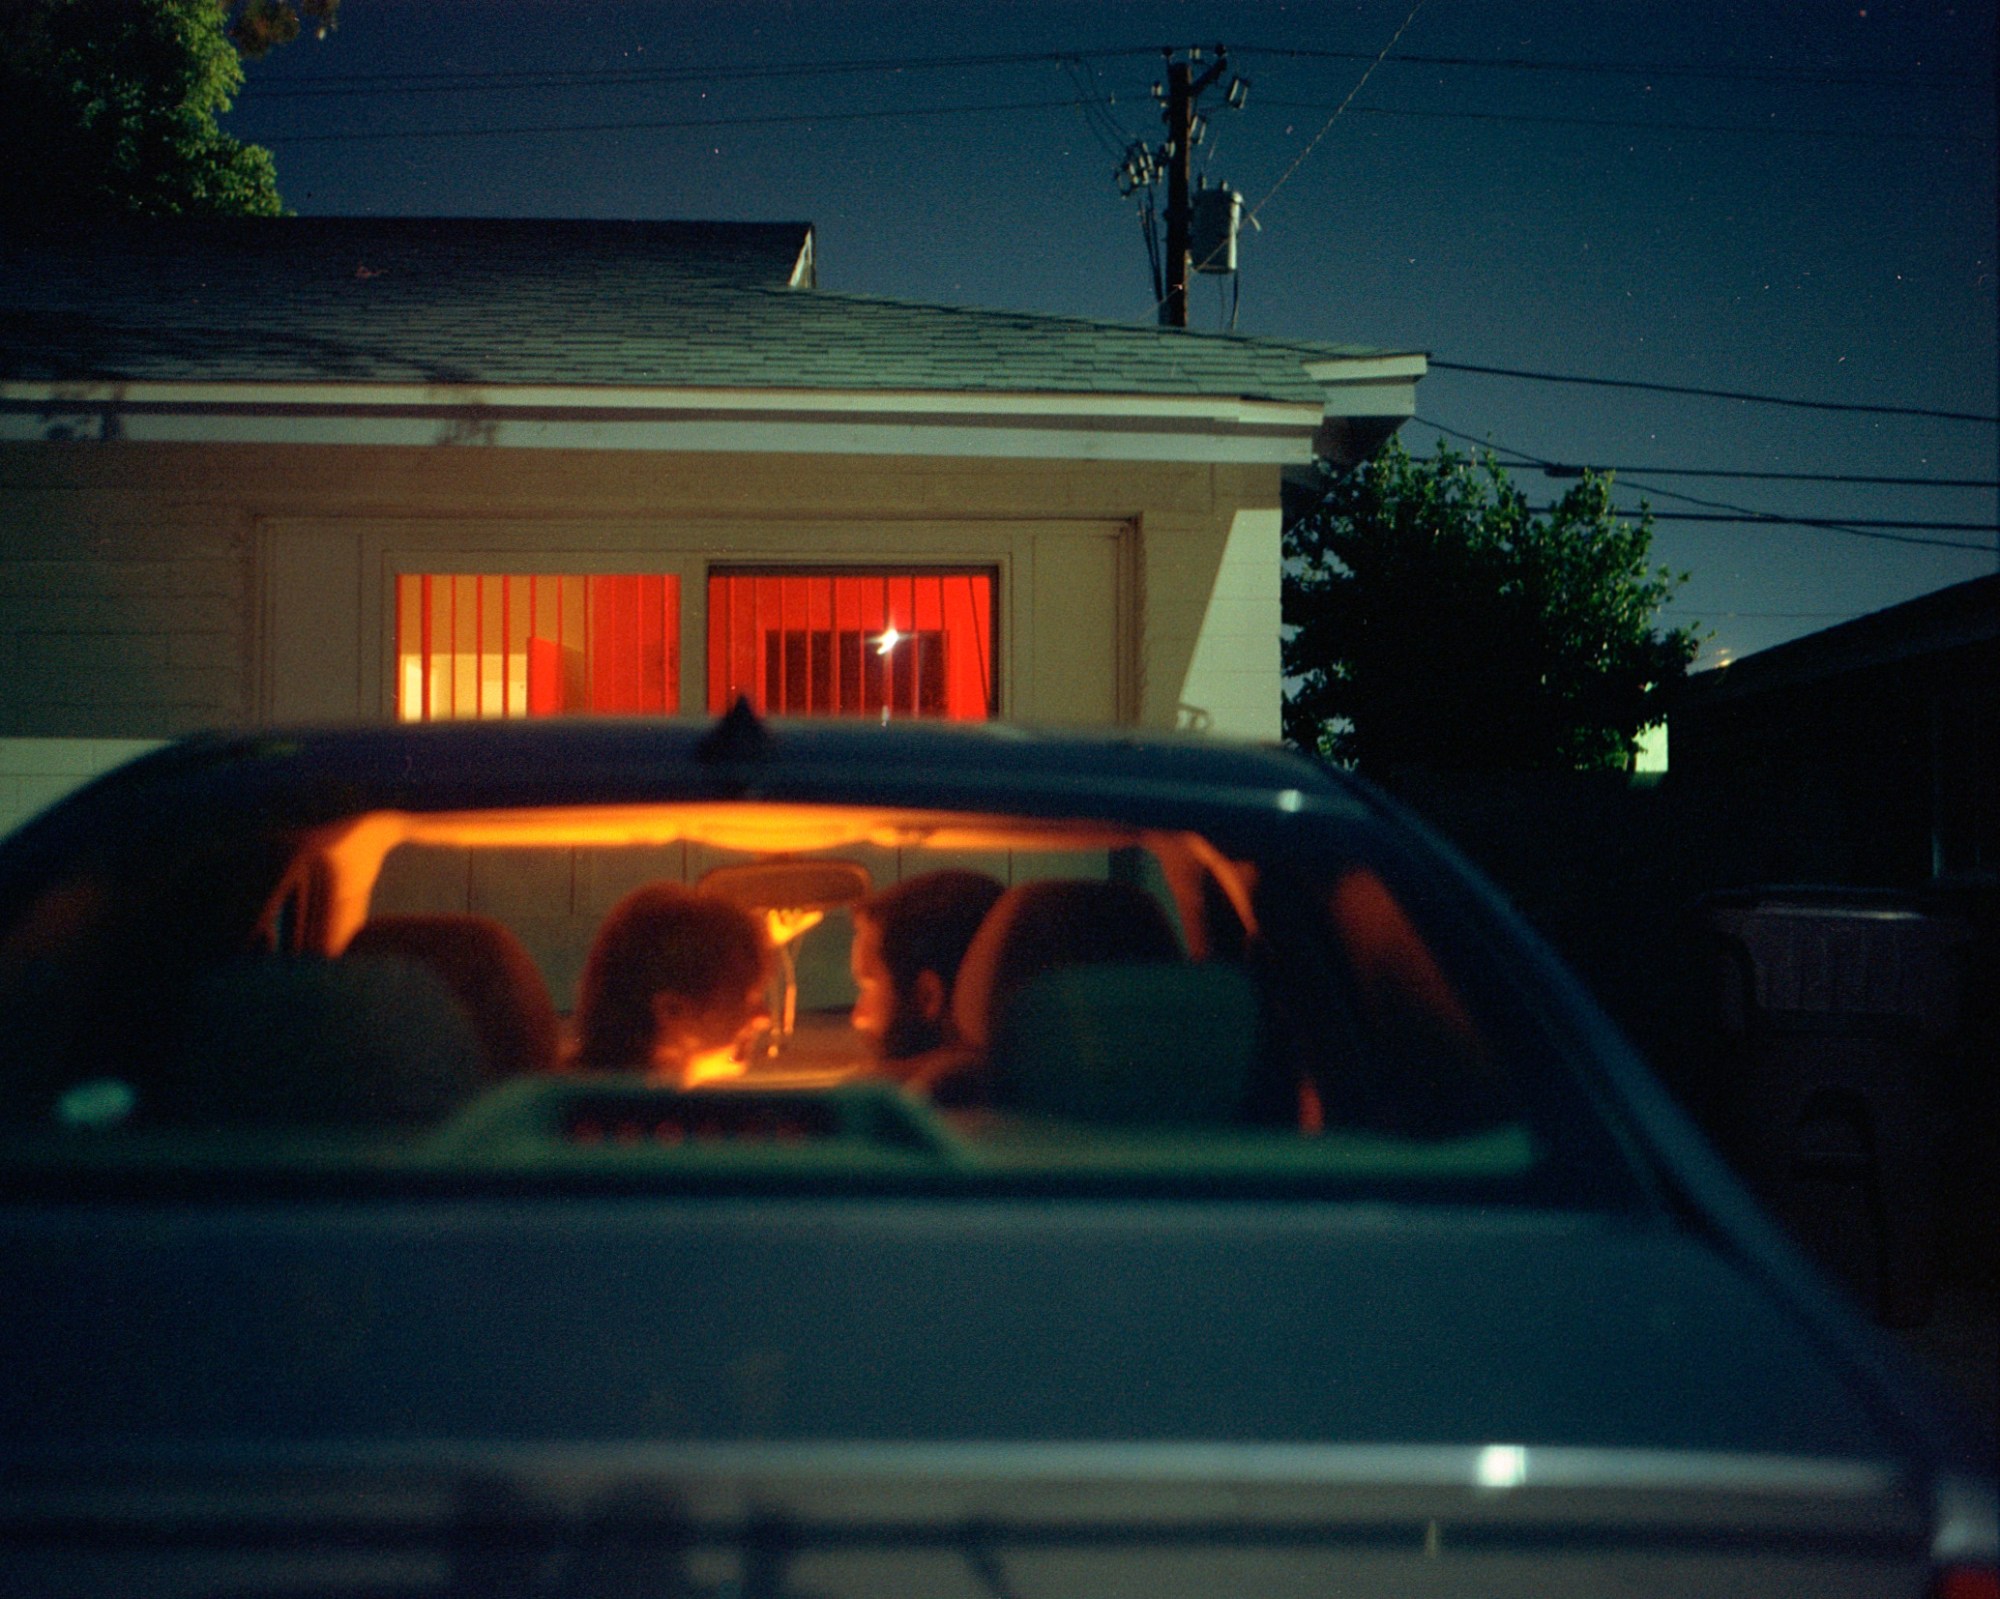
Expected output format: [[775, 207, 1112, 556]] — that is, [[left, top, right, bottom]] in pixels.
[[0, 763, 1640, 1210]]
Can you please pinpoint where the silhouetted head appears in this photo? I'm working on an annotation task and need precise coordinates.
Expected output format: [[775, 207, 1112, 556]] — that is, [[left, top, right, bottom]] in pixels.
[[574, 884, 771, 1075], [851, 869, 1006, 1061]]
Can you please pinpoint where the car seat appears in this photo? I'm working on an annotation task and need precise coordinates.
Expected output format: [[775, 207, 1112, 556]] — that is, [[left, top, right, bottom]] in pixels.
[[990, 961, 1263, 1126], [937, 878, 1184, 1111], [343, 914, 561, 1080], [160, 956, 487, 1128]]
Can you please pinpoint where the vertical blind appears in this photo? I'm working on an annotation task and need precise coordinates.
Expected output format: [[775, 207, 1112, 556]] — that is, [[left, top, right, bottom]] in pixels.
[[395, 574, 680, 720]]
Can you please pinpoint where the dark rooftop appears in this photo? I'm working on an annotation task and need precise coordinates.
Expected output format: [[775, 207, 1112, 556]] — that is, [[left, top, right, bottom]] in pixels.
[[1692, 572, 2000, 703], [1, 215, 1405, 405]]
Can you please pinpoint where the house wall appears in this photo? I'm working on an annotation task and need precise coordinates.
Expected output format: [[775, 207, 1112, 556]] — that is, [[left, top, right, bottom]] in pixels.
[[1671, 638, 1999, 887], [1165, 507, 1282, 738], [1, 441, 1278, 756], [0, 464, 253, 737], [0, 737, 165, 838]]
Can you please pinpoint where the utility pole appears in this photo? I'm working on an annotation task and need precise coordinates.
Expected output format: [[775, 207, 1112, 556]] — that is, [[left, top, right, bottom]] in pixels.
[[1117, 47, 1248, 327], [1161, 57, 1192, 329], [1159, 47, 1228, 328]]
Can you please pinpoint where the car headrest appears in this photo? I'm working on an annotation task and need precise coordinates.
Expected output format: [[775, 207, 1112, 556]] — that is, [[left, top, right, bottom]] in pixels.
[[952, 879, 1183, 1051], [991, 962, 1262, 1126], [160, 957, 486, 1129], [343, 913, 560, 1079]]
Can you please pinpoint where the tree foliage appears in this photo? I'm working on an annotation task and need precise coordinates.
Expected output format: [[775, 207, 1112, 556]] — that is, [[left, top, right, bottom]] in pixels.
[[0, 0, 336, 224], [1283, 440, 1699, 773]]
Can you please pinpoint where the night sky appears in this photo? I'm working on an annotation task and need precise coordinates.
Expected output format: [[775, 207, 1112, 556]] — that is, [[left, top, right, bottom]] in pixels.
[[222, 0, 2000, 667]]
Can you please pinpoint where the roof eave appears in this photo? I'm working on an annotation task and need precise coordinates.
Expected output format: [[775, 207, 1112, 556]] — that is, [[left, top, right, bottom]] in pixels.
[[0, 379, 1344, 464]]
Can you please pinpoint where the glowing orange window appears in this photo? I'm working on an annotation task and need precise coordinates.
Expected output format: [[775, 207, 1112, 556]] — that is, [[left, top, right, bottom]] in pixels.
[[395, 574, 680, 720], [707, 571, 995, 720]]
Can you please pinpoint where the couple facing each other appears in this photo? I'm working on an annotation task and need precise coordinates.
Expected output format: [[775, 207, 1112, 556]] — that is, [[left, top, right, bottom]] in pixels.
[[571, 869, 1005, 1082]]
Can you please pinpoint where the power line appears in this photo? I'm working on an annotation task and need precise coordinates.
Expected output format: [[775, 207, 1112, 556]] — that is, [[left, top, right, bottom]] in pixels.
[[249, 88, 1988, 152], [1241, 0, 1429, 233], [243, 41, 1986, 98], [1428, 361, 2000, 424], [1261, 99, 1982, 145], [1236, 44, 1986, 90], [1522, 464, 2000, 489], [1414, 415, 1996, 552], [1059, 54, 1135, 161], [241, 46, 1163, 97], [1601, 511, 2000, 533], [257, 94, 1101, 144]]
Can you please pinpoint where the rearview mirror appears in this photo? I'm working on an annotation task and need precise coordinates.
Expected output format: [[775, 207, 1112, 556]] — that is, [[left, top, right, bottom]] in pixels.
[[698, 859, 872, 912], [698, 859, 874, 1052]]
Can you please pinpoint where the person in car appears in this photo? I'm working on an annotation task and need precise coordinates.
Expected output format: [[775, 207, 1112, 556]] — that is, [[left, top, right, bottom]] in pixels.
[[572, 883, 772, 1082], [849, 869, 1005, 1070]]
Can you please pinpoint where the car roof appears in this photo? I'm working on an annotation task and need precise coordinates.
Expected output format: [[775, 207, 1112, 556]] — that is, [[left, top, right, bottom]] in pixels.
[[18, 711, 1378, 853]]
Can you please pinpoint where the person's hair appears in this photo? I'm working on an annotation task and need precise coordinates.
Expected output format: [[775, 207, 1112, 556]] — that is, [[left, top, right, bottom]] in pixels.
[[854, 869, 1006, 1059], [573, 884, 768, 1070]]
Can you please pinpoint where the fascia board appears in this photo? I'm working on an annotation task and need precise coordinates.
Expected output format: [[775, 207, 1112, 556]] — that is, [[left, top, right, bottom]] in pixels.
[[1302, 353, 1430, 384], [0, 381, 1344, 461], [0, 380, 1324, 429], [0, 416, 1320, 463], [1317, 380, 1419, 419]]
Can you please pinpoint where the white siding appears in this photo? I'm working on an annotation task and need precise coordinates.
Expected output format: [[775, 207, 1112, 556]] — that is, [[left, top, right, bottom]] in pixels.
[[0, 738, 165, 836], [1176, 507, 1281, 740]]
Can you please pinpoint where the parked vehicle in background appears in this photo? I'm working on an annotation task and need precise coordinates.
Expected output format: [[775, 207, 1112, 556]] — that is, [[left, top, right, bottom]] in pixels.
[[1, 711, 1991, 1598]]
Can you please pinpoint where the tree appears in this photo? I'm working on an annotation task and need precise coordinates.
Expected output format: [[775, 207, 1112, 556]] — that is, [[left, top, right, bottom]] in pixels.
[[1283, 439, 1699, 773], [0, 0, 336, 224]]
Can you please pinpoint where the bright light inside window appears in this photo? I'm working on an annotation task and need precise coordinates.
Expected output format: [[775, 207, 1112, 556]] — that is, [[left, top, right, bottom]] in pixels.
[[1476, 1444, 1528, 1488]]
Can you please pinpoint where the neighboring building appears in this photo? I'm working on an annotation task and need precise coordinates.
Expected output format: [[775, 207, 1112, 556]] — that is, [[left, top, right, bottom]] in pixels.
[[0, 216, 1424, 832], [1671, 572, 1999, 886], [1669, 576, 1998, 1330]]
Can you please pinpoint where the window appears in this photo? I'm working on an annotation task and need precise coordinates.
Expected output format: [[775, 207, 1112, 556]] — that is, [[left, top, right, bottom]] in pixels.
[[395, 574, 680, 721], [392, 570, 991, 724], [707, 570, 995, 720]]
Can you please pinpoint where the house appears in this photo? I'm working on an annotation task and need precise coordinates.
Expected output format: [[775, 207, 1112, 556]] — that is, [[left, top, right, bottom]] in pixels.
[[1670, 572, 1999, 887], [1668, 575, 1998, 1325], [0, 215, 1424, 832]]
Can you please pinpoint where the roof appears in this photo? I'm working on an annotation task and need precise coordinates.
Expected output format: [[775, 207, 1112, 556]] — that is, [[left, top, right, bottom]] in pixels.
[[0, 215, 1412, 408], [1689, 572, 2000, 705]]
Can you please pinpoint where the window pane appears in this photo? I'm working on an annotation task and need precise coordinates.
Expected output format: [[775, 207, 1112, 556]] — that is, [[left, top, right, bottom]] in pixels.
[[708, 571, 994, 720], [396, 575, 679, 721]]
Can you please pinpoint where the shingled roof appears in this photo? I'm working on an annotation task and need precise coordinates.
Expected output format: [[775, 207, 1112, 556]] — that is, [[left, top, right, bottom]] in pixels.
[[1, 215, 1408, 406]]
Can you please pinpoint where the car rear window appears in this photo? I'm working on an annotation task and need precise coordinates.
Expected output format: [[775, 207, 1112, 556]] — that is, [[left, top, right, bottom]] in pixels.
[[0, 795, 1640, 1210]]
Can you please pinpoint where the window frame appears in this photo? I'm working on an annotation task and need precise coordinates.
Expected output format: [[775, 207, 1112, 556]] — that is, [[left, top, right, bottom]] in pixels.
[[347, 520, 1129, 727]]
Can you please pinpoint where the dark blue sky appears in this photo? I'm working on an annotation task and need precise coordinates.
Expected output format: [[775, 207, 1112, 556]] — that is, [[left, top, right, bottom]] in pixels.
[[225, 0, 1999, 666]]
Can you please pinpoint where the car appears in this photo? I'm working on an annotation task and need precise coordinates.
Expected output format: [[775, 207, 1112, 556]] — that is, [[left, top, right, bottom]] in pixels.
[[0, 708, 1992, 1599]]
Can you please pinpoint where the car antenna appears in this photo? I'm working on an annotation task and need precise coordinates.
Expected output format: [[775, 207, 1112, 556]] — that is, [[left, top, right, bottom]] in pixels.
[[696, 695, 772, 765]]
